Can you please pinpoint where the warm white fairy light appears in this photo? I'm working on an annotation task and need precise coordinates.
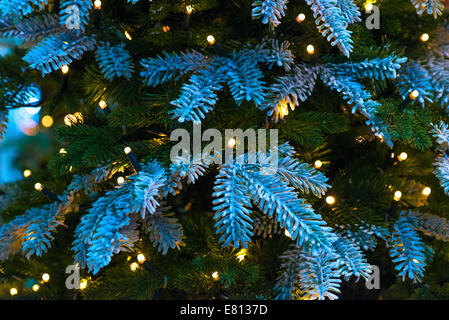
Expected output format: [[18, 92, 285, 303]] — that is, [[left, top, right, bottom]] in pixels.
[[212, 271, 219, 280], [326, 196, 336, 205], [124, 146, 132, 155], [61, 65, 69, 74], [42, 273, 50, 282], [296, 13, 306, 23], [314, 160, 323, 169], [186, 5, 193, 14], [79, 279, 88, 290], [420, 33, 429, 42], [306, 44, 315, 55], [124, 31, 132, 40], [227, 138, 236, 149], [365, 2, 373, 11], [41, 115, 54, 128], [422, 187, 431, 196], [236, 249, 247, 262], [130, 262, 139, 272], [117, 176, 125, 185], [34, 183, 43, 192], [207, 35, 216, 45], [94, 0, 102, 9], [10, 288, 18, 296], [99, 100, 107, 109], [137, 253, 146, 264], [32, 284, 40, 292], [409, 90, 419, 100], [393, 190, 402, 201], [23, 169, 32, 178], [59, 148, 67, 154], [398, 152, 408, 161]]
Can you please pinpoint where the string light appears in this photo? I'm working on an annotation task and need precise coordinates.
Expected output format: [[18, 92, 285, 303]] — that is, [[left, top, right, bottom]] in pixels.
[[207, 35, 216, 45], [398, 152, 408, 161], [422, 187, 431, 196], [42, 273, 50, 282], [420, 33, 429, 42], [23, 169, 32, 178], [326, 196, 336, 205], [124, 31, 132, 40], [99, 100, 107, 109], [186, 5, 193, 14], [41, 115, 54, 128], [10, 288, 18, 296], [34, 183, 43, 192], [296, 13, 306, 23], [61, 65, 69, 74], [79, 279, 88, 290], [393, 190, 402, 202], [365, 2, 374, 11], [32, 284, 40, 292], [162, 25, 170, 32], [117, 176, 125, 185], [212, 271, 219, 280], [409, 90, 419, 100], [227, 138, 236, 149], [59, 148, 67, 154], [236, 249, 247, 262], [130, 262, 139, 272], [306, 44, 315, 55], [284, 229, 292, 238], [137, 253, 146, 264], [94, 0, 102, 9], [314, 160, 323, 169]]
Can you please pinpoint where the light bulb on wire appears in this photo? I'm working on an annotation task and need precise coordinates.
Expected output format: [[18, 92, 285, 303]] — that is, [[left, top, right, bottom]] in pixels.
[[393, 190, 402, 202], [420, 33, 429, 42], [61, 65, 69, 74], [422, 187, 431, 196], [306, 44, 315, 55], [296, 13, 306, 23], [207, 35, 216, 45], [94, 0, 102, 9]]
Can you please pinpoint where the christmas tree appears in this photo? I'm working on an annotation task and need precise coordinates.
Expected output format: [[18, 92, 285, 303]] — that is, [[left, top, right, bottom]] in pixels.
[[1, 0, 449, 301]]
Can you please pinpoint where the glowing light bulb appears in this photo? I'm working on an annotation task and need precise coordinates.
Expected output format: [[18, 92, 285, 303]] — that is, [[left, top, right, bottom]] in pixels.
[[124, 147, 132, 155], [365, 2, 373, 11], [41, 115, 54, 128], [130, 262, 139, 272], [64, 114, 77, 126], [59, 148, 67, 154], [284, 229, 292, 238], [398, 152, 408, 161], [186, 5, 193, 14], [296, 13, 306, 23], [420, 33, 429, 42], [117, 176, 125, 185], [10, 288, 18, 296], [32, 284, 40, 292], [61, 65, 69, 74], [422, 187, 431, 196], [227, 138, 236, 149], [314, 160, 323, 169], [137, 253, 146, 264], [42, 273, 50, 282], [34, 183, 43, 192], [162, 25, 170, 32], [393, 190, 402, 201], [306, 44, 315, 55], [94, 0, 102, 9], [409, 90, 419, 100], [236, 249, 247, 262], [124, 31, 132, 40], [212, 271, 219, 280], [99, 100, 107, 109], [79, 279, 88, 290], [207, 35, 216, 45], [23, 170, 32, 178], [326, 196, 336, 205]]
